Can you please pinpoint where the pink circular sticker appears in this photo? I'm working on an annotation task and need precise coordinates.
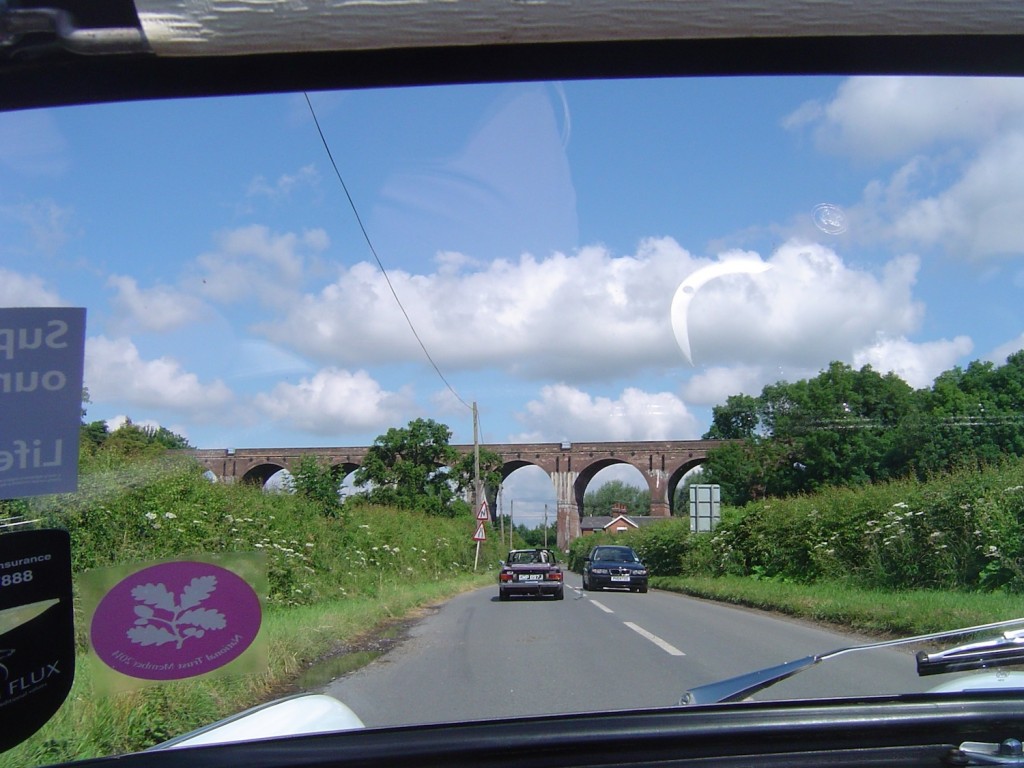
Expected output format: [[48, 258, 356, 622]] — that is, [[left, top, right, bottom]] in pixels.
[[90, 561, 261, 681]]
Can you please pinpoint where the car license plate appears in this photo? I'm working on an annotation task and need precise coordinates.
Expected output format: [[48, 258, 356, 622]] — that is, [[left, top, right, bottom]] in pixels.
[[519, 574, 542, 581], [611, 575, 630, 582]]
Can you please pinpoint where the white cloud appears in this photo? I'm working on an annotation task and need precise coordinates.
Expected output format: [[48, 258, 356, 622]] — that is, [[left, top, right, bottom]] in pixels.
[[0, 200, 76, 258], [685, 241, 922, 367], [884, 132, 1024, 257], [258, 236, 920, 384], [253, 367, 413, 435], [258, 240, 688, 379], [499, 465, 557, 527], [196, 225, 329, 308], [511, 384, 700, 442], [108, 275, 207, 333], [0, 268, 63, 306], [789, 77, 1024, 259], [85, 335, 234, 412], [852, 334, 973, 389], [786, 77, 1024, 162], [681, 365, 774, 405], [246, 165, 319, 200], [986, 334, 1024, 366]]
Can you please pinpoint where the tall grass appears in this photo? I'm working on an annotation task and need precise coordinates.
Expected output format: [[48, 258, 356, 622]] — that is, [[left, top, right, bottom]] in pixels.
[[1, 456, 504, 767], [651, 575, 1024, 635], [28, 456, 505, 606], [3, 578, 487, 768]]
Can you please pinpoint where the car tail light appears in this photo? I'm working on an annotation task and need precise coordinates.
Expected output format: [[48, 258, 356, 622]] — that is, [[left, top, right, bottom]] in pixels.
[[499, 571, 513, 582], [549, 571, 563, 581]]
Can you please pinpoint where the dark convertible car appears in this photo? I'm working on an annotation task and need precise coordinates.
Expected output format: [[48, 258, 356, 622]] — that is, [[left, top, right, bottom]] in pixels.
[[582, 545, 649, 593], [498, 549, 565, 601]]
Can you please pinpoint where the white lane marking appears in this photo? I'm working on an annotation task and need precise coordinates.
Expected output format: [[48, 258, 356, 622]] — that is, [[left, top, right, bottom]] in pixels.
[[623, 621, 686, 656], [590, 600, 614, 614]]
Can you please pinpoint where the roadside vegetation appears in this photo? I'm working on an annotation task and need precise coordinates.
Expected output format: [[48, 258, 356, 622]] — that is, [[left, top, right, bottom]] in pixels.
[[700, 354, 1024, 505], [570, 458, 1024, 634], [0, 419, 503, 767], [568, 354, 1024, 634], [9, 359, 1024, 765]]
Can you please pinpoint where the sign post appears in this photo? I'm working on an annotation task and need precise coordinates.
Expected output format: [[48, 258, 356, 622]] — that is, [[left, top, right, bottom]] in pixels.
[[473, 499, 488, 570]]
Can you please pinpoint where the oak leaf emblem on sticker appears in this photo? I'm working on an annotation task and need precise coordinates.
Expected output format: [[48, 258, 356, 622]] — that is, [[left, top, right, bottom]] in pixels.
[[127, 576, 227, 649]]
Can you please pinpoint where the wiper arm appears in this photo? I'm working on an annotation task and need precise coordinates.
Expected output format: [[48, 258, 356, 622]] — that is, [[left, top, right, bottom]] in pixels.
[[917, 629, 1024, 676], [681, 616, 1024, 706]]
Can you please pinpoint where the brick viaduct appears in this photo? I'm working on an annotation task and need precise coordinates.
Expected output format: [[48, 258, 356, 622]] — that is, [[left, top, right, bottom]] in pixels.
[[186, 439, 727, 548]]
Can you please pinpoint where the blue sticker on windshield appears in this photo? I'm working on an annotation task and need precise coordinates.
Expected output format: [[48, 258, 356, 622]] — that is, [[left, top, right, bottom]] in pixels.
[[0, 308, 86, 499]]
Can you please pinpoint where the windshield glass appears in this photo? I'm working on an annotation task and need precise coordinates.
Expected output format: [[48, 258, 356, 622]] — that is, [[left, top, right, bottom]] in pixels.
[[4, 72, 1024, 766]]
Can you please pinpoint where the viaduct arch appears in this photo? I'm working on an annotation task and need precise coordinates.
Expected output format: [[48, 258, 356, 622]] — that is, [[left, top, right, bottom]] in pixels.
[[186, 439, 727, 548]]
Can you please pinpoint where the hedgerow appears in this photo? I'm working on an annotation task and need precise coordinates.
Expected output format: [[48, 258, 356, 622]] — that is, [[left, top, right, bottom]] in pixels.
[[568, 459, 1024, 592]]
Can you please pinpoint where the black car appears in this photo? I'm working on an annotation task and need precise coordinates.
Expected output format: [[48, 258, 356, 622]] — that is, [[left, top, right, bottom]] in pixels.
[[582, 545, 648, 593]]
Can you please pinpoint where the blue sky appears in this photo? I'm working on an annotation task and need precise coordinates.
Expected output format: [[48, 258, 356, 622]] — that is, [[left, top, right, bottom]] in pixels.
[[4, 75, 1024, 523]]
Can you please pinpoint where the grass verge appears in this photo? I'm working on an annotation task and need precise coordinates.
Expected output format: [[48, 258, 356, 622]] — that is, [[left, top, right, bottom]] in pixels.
[[651, 575, 1024, 635], [4, 574, 490, 768]]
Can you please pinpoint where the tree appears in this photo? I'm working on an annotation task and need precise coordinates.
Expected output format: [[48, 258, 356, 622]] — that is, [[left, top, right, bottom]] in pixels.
[[80, 420, 110, 453], [290, 455, 344, 518], [352, 418, 463, 516], [704, 394, 761, 439], [147, 425, 193, 450], [583, 480, 650, 516], [701, 438, 796, 506], [452, 446, 504, 502], [515, 521, 556, 548]]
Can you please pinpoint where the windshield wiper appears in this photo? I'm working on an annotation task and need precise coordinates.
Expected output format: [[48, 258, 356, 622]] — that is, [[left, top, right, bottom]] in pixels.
[[917, 628, 1024, 676], [681, 616, 1024, 706]]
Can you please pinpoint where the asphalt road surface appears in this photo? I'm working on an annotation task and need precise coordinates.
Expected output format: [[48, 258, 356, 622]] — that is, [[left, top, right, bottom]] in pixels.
[[322, 573, 936, 727]]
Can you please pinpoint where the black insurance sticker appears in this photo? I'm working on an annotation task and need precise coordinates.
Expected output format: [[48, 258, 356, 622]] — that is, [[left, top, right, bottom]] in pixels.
[[0, 529, 74, 753]]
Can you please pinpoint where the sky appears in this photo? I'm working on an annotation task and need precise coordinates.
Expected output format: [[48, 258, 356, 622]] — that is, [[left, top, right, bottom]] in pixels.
[[4, 75, 1024, 524]]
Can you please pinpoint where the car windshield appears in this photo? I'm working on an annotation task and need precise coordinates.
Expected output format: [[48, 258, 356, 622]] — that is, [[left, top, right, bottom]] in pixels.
[[5, 10, 1024, 766], [595, 550, 633, 562], [510, 551, 543, 564]]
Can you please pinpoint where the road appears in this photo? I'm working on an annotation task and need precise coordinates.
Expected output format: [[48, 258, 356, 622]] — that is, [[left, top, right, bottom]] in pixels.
[[321, 573, 935, 727]]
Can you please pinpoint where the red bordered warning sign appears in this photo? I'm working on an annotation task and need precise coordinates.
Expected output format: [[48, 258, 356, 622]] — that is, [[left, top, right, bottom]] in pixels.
[[476, 500, 489, 521], [472, 522, 486, 541]]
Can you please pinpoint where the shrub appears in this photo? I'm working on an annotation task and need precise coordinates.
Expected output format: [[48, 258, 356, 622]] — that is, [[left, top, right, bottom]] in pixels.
[[692, 459, 1024, 592], [30, 454, 505, 605]]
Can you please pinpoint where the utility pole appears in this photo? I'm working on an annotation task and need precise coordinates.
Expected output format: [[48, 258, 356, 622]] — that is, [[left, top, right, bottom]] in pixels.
[[499, 484, 505, 547], [472, 401, 483, 570], [544, 504, 548, 548], [473, 401, 481, 513]]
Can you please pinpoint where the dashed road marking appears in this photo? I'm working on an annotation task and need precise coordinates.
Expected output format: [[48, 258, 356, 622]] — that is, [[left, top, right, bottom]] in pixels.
[[590, 600, 614, 614], [623, 621, 686, 656]]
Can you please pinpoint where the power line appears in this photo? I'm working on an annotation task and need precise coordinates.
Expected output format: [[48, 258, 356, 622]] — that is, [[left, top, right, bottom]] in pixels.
[[303, 92, 471, 412]]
